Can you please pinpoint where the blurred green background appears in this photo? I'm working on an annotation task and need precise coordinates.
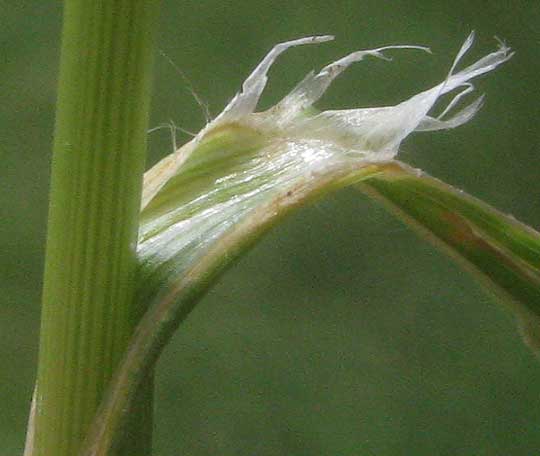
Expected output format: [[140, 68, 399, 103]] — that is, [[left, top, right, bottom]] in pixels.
[[2, 1, 540, 454]]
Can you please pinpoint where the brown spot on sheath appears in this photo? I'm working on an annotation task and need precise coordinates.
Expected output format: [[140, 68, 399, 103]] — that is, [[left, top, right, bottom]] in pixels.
[[440, 211, 479, 247], [441, 210, 522, 274]]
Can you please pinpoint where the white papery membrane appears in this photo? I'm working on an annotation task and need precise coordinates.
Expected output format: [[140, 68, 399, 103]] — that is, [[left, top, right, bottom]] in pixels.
[[142, 32, 512, 209]]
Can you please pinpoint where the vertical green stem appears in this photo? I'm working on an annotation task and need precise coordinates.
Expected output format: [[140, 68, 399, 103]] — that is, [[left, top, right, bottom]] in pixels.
[[33, 1, 160, 455]]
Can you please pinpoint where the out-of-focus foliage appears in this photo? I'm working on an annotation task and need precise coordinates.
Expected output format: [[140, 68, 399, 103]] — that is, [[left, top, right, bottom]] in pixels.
[[2, 1, 540, 455]]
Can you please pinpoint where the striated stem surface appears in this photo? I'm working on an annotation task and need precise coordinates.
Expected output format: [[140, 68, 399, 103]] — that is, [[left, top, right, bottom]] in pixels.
[[33, 1, 160, 455]]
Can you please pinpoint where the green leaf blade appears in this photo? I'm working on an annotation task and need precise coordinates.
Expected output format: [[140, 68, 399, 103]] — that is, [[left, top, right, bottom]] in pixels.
[[359, 162, 540, 339]]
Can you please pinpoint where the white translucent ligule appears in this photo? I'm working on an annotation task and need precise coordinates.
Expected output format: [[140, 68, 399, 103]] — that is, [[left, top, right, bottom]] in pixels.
[[218, 35, 335, 122], [219, 32, 512, 160], [274, 44, 431, 119], [143, 33, 512, 209]]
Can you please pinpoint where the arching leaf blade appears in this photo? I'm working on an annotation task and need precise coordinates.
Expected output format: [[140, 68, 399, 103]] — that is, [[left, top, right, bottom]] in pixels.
[[358, 161, 540, 350]]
